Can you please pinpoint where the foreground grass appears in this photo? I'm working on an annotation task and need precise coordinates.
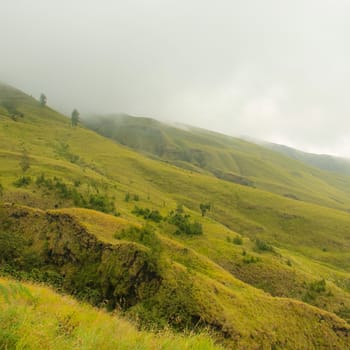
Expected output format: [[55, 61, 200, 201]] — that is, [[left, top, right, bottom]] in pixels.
[[0, 277, 222, 350]]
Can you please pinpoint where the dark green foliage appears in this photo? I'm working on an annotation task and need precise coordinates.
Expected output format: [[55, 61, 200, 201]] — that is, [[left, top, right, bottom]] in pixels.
[[0, 231, 26, 264], [132, 206, 163, 222], [255, 238, 274, 252], [0, 183, 3, 198], [35, 174, 117, 214], [71, 109, 80, 127], [39, 93, 47, 106], [199, 203, 210, 217], [132, 270, 201, 331], [167, 206, 203, 235], [242, 254, 260, 264], [232, 235, 243, 245], [124, 193, 139, 202], [19, 149, 30, 173], [88, 194, 115, 214], [0, 207, 162, 312], [114, 225, 161, 256], [13, 176, 32, 187], [302, 279, 327, 302], [309, 279, 326, 293]]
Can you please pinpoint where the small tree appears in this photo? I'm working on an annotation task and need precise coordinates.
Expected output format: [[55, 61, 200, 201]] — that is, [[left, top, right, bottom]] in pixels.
[[39, 93, 47, 106], [20, 149, 30, 173], [71, 109, 80, 127], [199, 203, 211, 217]]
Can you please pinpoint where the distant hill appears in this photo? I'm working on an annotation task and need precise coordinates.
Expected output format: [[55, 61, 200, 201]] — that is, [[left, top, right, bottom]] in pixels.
[[83, 113, 350, 211], [258, 141, 350, 176]]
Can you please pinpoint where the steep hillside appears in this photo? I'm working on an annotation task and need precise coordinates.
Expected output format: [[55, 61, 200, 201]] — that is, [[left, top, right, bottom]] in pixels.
[[0, 277, 221, 350], [83, 113, 350, 211], [1, 83, 350, 348]]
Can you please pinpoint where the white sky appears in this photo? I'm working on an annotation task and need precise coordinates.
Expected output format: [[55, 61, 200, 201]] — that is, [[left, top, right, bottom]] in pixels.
[[1, 0, 350, 156]]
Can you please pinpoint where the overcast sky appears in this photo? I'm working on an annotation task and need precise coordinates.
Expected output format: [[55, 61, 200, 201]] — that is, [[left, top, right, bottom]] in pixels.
[[1, 0, 350, 156]]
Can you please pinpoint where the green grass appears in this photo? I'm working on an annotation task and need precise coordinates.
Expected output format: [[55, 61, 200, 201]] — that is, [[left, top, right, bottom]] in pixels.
[[0, 277, 222, 350], [1, 82, 350, 348], [84, 113, 350, 211]]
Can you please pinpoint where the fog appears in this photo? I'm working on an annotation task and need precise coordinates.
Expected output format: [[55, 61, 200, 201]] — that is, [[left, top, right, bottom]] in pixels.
[[1, 0, 350, 156]]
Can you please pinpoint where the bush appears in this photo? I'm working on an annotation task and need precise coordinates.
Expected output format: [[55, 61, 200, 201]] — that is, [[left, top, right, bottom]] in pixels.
[[88, 194, 115, 214], [199, 203, 210, 217], [167, 207, 203, 235], [13, 176, 32, 187], [132, 206, 163, 222], [255, 238, 274, 252], [242, 254, 260, 264], [309, 279, 326, 293], [232, 235, 243, 245], [0, 231, 26, 264], [302, 279, 327, 303], [35, 174, 117, 215], [114, 225, 160, 250]]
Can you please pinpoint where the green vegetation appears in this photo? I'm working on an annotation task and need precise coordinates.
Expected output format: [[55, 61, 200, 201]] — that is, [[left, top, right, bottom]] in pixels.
[[167, 205, 203, 235], [39, 93, 47, 106], [83, 113, 350, 211], [13, 175, 32, 187], [0, 278, 222, 350], [71, 108, 80, 127], [254, 238, 275, 253], [199, 203, 211, 217], [232, 235, 243, 245], [1, 83, 350, 348], [19, 148, 30, 172], [132, 206, 163, 222]]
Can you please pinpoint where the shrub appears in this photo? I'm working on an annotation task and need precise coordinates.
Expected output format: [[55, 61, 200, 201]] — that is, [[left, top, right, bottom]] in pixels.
[[242, 254, 260, 264], [199, 203, 210, 217], [302, 279, 327, 303], [88, 194, 115, 214], [255, 238, 274, 252], [0, 231, 26, 264], [34, 174, 116, 215], [309, 279, 326, 293], [232, 235, 243, 245], [167, 207, 203, 235], [132, 206, 163, 222], [13, 176, 32, 187]]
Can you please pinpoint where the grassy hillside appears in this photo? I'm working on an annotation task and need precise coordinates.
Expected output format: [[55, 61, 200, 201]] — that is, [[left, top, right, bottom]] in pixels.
[[83, 113, 350, 211], [1, 83, 350, 348], [260, 141, 350, 176], [0, 277, 221, 350]]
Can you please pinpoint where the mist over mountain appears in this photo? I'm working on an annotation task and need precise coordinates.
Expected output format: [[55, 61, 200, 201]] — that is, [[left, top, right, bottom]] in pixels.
[[1, 0, 350, 156]]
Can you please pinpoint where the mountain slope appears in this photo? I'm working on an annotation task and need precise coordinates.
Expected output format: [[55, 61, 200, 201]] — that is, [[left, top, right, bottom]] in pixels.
[[0, 277, 221, 350], [260, 141, 350, 177], [83, 113, 350, 211], [1, 83, 350, 348]]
